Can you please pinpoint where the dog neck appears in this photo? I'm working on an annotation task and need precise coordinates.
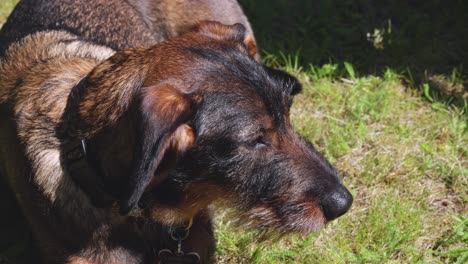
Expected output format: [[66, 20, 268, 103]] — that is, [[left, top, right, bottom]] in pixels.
[[59, 75, 140, 209], [62, 138, 117, 207]]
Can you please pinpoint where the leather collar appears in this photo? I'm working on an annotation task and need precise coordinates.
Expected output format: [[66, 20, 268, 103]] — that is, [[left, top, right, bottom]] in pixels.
[[63, 138, 116, 208]]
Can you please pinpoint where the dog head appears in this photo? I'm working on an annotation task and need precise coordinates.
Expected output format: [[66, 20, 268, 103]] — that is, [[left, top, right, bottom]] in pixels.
[[68, 21, 352, 234]]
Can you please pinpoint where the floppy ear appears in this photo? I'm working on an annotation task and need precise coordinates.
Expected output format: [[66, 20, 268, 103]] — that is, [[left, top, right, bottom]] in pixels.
[[265, 66, 303, 96], [57, 49, 197, 213], [119, 85, 197, 214], [192, 21, 259, 60]]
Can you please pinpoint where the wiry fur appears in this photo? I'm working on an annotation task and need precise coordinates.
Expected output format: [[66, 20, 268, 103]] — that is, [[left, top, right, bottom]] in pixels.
[[0, 0, 256, 58], [0, 21, 352, 264], [0, 29, 220, 263]]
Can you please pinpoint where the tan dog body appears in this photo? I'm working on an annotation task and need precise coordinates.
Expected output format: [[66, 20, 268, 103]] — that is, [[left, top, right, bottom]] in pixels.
[[0, 2, 353, 264], [1, 31, 129, 263], [0, 29, 219, 263], [0, 0, 256, 56], [0, 2, 257, 262]]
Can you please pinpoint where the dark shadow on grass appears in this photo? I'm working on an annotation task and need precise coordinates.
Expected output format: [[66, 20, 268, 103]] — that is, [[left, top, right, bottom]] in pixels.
[[240, 0, 468, 83]]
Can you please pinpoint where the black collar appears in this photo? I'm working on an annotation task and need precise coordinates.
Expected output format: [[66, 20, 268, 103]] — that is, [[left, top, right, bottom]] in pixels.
[[63, 139, 116, 208]]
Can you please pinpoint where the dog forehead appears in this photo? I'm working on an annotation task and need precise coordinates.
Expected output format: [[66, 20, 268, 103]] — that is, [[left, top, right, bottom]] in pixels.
[[184, 46, 288, 113], [150, 34, 291, 130], [145, 41, 288, 112], [195, 89, 285, 141]]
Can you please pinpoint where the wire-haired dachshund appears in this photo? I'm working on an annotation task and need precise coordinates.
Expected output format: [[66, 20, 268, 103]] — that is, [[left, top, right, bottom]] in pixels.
[[0, 4, 352, 264]]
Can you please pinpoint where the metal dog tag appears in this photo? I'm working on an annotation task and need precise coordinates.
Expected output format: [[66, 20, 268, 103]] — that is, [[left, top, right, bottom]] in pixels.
[[158, 249, 200, 264]]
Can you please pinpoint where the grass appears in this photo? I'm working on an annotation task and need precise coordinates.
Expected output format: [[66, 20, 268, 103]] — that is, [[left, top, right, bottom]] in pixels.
[[0, 0, 16, 27], [239, 0, 468, 80], [1, 1, 467, 263]]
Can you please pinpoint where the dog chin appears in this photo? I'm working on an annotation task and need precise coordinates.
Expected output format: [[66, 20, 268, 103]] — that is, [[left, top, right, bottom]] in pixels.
[[241, 203, 326, 235], [149, 206, 192, 226]]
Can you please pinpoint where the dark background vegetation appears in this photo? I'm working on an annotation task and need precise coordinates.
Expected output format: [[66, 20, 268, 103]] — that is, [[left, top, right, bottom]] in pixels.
[[241, 0, 467, 75], [240, 0, 467, 98]]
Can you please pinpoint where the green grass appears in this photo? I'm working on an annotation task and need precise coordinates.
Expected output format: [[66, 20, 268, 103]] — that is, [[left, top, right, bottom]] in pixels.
[[1, 1, 467, 263], [0, 0, 16, 27], [239, 0, 468, 80]]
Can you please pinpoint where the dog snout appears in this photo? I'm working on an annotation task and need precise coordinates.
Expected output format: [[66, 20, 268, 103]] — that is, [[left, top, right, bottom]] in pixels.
[[319, 184, 353, 221]]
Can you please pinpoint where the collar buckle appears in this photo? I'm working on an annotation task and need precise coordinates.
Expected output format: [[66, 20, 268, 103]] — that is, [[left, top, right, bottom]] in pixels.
[[158, 219, 200, 263]]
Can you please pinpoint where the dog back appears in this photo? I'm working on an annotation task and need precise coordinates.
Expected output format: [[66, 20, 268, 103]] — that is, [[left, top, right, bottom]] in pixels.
[[0, 0, 255, 57]]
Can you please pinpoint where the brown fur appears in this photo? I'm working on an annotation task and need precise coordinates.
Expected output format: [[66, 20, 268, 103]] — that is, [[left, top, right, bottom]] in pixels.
[[0, 18, 267, 262], [0, 0, 257, 59], [0, 14, 352, 264], [0, 29, 211, 263], [0, 2, 261, 263]]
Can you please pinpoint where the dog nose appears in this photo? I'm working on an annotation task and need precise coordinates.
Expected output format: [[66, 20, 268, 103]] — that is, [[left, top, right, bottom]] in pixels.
[[320, 185, 353, 221]]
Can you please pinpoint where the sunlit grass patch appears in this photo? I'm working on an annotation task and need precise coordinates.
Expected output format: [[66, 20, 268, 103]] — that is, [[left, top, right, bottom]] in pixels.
[[0, 0, 16, 26]]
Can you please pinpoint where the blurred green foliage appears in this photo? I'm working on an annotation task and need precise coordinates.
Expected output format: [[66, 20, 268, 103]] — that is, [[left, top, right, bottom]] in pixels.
[[240, 0, 468, 78]]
